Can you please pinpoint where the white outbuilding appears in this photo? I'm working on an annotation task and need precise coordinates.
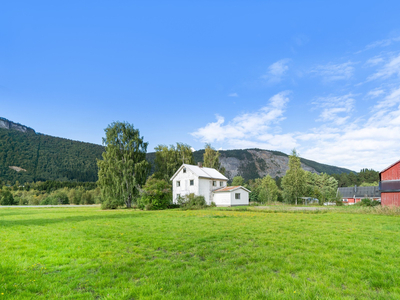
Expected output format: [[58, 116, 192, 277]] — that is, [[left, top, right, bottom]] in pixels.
[[170, 163, 250, 206], [212, 186, 250, 207]]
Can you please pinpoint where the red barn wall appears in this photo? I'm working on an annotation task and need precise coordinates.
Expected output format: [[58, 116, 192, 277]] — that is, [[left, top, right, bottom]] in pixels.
[[381, 192, 400, 206], [381, 161, 400, 180]]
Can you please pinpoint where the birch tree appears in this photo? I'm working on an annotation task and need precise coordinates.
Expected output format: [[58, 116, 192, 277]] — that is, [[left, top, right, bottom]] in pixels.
[[203, 144, 225, 174], [281, 149, 306, 205], [97, 122, 150, 208]]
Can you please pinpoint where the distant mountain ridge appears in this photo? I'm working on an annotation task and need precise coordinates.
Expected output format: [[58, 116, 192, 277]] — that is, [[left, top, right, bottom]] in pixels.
[[0, 117, 35, 134], [0, 117, 353, 184]]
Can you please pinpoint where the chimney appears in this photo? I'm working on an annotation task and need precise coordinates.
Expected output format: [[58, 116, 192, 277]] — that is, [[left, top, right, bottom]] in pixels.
[[198, 162, 203, 168]]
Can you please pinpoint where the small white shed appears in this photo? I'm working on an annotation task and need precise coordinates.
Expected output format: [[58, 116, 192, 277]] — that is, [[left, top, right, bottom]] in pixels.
[[213, 186, 250, 206]]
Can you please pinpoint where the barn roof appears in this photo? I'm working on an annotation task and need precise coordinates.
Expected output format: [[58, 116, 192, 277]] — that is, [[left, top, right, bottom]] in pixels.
[[337, 186, 380, 198], [213, 186, 251, 193], [380, 159, 400, 174], [170, 164, 228, 181]]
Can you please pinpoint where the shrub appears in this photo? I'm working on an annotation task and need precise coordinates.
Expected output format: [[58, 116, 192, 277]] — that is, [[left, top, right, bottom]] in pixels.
[[361, 198, 372, 206], [335, 199, 344, 206], [0, 191, 16, 205], [18, 197, 28, 205], [357, 198, 380, 207], [177, 193, 207, 210], [139, 176, 172, 210], [53, 192, 69, 205], [210, 201, 217, 207], [40, 196, 53, 205], [101, 198, 121, 209], [81, 191, 95, 204]]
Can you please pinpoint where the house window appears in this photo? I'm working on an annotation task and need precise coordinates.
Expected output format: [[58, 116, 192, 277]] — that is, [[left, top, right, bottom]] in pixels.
[[190, 180, 194, 186], [176, 181, 180, 187], [213, 181, 216, 186], [176, 194, 180, 199], [220, 181, 223, 187], [235, 193, 240, 200], [183, 167, 186, 173]]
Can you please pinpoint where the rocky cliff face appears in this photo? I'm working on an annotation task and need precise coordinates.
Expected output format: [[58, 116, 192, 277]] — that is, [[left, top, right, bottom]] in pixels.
[[0, 118, 35, 133], [218, 149, 318, 181]]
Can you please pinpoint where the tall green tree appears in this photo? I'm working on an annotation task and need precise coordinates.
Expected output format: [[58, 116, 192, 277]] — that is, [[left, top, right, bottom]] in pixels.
[[258, 175, 280, 203], [0, 190, 15, 205], [97, 122, 150, 208], [281, 149, 306, 205], [203, 144, 226, 174], [231, 176, 244, 186], [154, 143, 194, 181]]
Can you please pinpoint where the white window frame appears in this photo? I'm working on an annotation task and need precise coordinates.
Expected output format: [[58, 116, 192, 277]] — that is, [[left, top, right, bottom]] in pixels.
[[220, 181, 223, 187], [235, 193, 240, 200], [213, 181, 216, 186], [183, 167, 186, 173], [190, 180, 194, 186], [176, 181, 180, 187]]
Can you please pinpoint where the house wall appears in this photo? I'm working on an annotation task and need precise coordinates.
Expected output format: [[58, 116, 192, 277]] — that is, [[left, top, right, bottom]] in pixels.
[[172, 168, 227, 205], [230, 189, 249, 206], [381, 161, 400, 181], [199, 178, 212, 205], [172, 168, 199, 203], [213, 192, 231, 206]]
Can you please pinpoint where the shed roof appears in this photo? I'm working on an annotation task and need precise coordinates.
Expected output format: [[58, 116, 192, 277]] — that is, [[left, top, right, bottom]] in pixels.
[[170, 164, 228, 181], [213, 186, 251, 193], [337, 186, 380, 198]]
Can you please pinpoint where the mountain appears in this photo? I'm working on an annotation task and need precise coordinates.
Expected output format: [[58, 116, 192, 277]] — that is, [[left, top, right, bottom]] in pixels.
[[0, 117, 35, 134], [0, 117, 353, 184], [0, 118, 104, 183], [148, 148, 353, 182]]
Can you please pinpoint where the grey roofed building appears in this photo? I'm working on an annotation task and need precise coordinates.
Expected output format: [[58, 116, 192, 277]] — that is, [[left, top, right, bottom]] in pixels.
[[337, 185, 381, 199]]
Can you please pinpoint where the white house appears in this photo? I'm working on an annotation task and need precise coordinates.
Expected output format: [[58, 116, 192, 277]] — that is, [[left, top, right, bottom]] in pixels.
[[170, 163, 250, 206]]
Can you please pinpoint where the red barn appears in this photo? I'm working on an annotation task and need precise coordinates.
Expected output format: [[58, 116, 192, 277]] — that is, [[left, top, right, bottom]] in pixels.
[[379, 160, 400, 206]]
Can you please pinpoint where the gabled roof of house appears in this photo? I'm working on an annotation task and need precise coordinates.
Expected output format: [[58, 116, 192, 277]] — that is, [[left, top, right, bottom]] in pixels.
[[170, 164, 228, 181], [213, 186, 251, 193], [337, 186, 380, 198]]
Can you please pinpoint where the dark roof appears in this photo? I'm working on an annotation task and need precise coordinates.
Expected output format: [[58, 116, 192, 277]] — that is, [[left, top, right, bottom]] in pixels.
[[337, 186, 380, 198]]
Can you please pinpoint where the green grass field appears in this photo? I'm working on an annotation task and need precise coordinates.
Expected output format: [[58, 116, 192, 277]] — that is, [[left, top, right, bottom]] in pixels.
[[1, 207, 400, 299]]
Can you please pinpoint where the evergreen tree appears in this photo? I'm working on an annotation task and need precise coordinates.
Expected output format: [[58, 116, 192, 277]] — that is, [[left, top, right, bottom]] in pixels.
[[97, 122, 150, 208]]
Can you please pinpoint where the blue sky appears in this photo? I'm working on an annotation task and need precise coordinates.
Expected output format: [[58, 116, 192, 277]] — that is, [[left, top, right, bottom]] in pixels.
[[2, 1, 400, 171]]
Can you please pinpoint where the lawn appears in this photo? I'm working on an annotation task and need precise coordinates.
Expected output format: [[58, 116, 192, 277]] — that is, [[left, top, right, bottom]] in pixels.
[[0, 207, 400, 299]]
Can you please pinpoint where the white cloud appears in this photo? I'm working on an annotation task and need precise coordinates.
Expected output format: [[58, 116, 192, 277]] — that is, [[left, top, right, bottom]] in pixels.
[[299, 88, 400, 171], [192, 88, 400, 171], [191, 91, 295, 151], [366, 56, 384, 66], [367, 89, 385, 98], [365, 36, 400, 50], [261, 59, 290, 84], [368, 53, 400, 80], [313, 94, 355, 125], [228, 93, 239, 97], [312, 61, 354, 81]]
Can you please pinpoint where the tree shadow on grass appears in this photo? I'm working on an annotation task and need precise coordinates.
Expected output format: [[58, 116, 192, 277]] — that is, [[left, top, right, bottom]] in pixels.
[[0, 212, 145, 228]]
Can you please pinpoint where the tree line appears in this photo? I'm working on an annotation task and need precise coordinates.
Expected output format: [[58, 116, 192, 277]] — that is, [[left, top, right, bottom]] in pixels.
[[1, 121, 377, 208]]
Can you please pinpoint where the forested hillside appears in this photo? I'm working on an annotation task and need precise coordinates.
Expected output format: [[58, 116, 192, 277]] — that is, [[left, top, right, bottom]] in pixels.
[[0, 128, 104, 183], [1, 118, 353, 184]]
